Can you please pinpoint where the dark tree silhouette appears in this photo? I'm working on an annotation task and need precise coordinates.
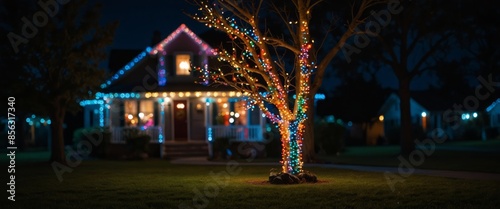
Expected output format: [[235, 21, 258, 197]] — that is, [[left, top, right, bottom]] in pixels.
[[0, 0, 118, 163], [348, 0, 468, 155]]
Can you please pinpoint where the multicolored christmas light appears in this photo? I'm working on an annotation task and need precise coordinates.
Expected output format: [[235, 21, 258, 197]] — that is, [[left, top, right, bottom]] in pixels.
[[101, 24, 215, 90], [192, 0, 317, 174]]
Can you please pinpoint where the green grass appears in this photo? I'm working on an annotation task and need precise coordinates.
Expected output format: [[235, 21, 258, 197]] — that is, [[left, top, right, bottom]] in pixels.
[[320, 139, 500, 173], [1, 160, 500, 209]]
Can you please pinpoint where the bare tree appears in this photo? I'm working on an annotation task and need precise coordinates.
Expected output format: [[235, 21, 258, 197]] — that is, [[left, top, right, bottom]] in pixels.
[[190, 0, 382, 174], [361, 0, 463, 155], [1, 0, 117, 163]]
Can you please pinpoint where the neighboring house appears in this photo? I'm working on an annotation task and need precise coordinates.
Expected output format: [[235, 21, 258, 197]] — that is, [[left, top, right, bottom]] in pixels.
[[487, 98, 500, 128], [1, 115, 51, 150], [80, 24, 266, 158], [316, 93, 390, 146], [378, 92, 485, 141], [378, 92, 430, 135]]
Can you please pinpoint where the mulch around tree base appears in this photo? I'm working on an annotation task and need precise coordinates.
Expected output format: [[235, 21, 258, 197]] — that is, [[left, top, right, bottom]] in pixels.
[[246, 180, 330, 185]]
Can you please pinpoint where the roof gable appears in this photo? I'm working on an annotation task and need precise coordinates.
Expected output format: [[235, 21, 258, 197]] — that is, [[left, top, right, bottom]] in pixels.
[[100, 24, 215, 90], [150, 24, 214, 56], [378, 92, 429, 115], [487, 98, 500, 113], [101, 48, 151, 89], [378, 93, 399, 115]]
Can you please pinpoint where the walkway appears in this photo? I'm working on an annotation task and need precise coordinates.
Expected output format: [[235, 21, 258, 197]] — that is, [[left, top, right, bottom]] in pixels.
[[170, 157, 500, 181]]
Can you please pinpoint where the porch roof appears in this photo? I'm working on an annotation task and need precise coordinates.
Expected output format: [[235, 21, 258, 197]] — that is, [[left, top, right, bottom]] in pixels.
[[102, 82, 237, 93]]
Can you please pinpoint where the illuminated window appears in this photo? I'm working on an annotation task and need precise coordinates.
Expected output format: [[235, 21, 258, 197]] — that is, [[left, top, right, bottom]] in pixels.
[[139, 100, 154, 129], [175, 54, 191, 75], [213, 98, 230, 125], [124, 100, 155, 128], [211, 99, 251, 126], [234, 100, 247, 125], [124, 100, 137, 127]]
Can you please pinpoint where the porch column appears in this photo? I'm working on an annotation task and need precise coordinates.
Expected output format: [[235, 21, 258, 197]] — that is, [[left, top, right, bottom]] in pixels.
[[159, 100, 165, 158], [105, 101, 111, 127], [259, 108, 265, 141], [205, 98, 214, 158], [84, 107, 90, 128], [159, 100, 165, 143]]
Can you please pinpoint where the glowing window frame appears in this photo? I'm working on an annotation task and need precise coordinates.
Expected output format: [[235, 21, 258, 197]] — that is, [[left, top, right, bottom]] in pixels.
[[175, 53, 192, 76]]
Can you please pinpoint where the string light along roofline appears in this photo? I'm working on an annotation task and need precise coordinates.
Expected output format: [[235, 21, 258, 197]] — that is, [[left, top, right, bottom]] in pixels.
[[100, 24, 216, 89]]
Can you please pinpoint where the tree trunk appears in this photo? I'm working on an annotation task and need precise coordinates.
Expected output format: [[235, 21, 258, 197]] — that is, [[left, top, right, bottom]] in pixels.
[[18, 112, 27, 151], [50, 103, 66, 164], [278, 119, 305, 174], [399, 76, 414, 155], [302, 102, 316, 163]]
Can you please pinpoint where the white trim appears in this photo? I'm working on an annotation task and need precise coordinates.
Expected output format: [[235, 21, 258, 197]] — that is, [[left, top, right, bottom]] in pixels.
[[170, 101, 175, 141], [187, 99, 191, 141], [174, 52, 194, 76], [172, 99, 189, 141]]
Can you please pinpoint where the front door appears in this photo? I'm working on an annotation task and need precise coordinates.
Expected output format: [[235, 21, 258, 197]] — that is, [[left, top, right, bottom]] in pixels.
[[173, 100, 188, 141]]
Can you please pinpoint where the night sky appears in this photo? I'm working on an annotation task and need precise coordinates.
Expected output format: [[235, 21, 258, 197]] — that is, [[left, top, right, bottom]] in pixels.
[[91, 0, 438, 91], [91, 0, 207, 49]]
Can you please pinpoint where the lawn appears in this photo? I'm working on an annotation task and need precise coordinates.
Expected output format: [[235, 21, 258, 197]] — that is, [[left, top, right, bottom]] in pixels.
[[2, 159, 500, 209], [319, 139, 500, 173]]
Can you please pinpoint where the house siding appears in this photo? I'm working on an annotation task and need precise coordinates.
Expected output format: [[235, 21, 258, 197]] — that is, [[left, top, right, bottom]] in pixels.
[[110, 101, 121, 128], [490, 103, 500, 128], [164, 102, 173, 141], [189, 98, 206, 141]]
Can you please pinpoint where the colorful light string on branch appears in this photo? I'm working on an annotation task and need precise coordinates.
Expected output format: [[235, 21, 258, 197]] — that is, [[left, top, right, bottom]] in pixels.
[[193, 0, 319, 174]]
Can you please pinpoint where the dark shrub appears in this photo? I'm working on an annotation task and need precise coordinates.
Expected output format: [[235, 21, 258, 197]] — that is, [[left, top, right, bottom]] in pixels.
[[126, 134, 151, 159], [387, 125, 427, 144], [211, 137, 230, 160], [386, 127, 401, 145], [72, 127, 110, 158], [484, 127, 500, 139], [461, 126, 482, 140], [314, 121, 345, 155], [264, 125, 282, 158]]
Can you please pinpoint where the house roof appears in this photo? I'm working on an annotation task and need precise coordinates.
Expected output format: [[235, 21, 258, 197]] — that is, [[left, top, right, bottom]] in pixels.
[[487, 98, 500, 112], [100, 24, 219, 92], [149, 24, 214, 56]]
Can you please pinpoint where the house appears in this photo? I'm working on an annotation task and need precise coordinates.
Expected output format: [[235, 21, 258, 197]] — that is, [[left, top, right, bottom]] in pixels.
[[316, 89, 390, 146], [485, 98, 500, 138], [487, 99, 500, 127], [378, 92, 431, 136], [80, 24, 267, 158], [378, 92, 487, 142]]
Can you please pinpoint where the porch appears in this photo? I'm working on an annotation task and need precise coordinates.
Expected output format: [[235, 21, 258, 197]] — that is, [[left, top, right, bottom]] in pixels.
[[208, 125, 263, 142], [107, 125, 264, 159], [108, 125, 264, 144], [110, 126, 162, 144]]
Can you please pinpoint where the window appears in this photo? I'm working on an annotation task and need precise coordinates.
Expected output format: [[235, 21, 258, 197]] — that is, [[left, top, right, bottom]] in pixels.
[[139, 100, 154, 129], [213, 98, 230, 125], [233, 100, 247, 125], [124, 100, 137, 127], [212, 99, 248, 126], [175, 54, 191, 75], [124, 100, 155, 128]]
